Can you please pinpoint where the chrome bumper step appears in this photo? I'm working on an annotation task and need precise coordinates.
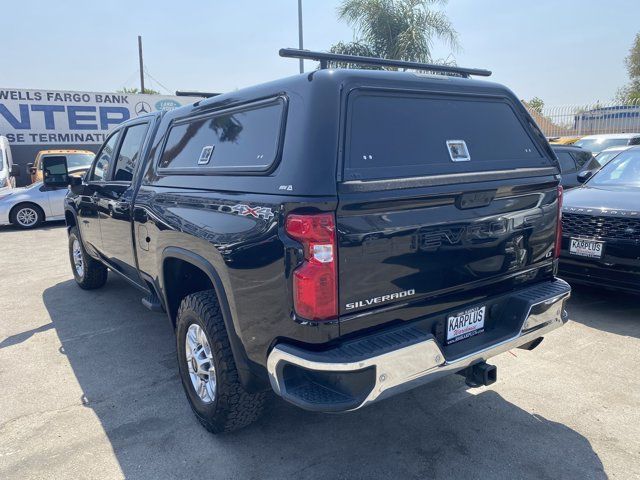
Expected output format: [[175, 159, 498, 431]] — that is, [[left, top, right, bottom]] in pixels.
[[267, 279, 571, 412]]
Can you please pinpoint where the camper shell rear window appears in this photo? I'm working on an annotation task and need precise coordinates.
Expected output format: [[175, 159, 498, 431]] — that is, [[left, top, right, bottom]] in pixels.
[[344, 90, 551, 181]]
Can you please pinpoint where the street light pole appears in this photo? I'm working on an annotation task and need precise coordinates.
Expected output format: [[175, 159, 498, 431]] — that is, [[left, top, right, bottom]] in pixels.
[[297, 0, 304, 73]]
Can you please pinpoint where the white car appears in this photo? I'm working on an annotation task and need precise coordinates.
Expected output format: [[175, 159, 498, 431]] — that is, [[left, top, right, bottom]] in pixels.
[[0, 181, 67, 229], [574, 133, 640, 155]]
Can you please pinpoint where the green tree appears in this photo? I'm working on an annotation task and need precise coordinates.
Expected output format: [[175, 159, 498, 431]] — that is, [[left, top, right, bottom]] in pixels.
[[328, 41, 381, 69], [117, 87, 160, 95], [527, 97, 545, 114], [329, 0, 459, 69], [616, 33, 640, 103]]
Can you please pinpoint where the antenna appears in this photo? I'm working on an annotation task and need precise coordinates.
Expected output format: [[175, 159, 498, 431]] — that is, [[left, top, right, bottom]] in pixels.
[[279, 48, 492, 78]]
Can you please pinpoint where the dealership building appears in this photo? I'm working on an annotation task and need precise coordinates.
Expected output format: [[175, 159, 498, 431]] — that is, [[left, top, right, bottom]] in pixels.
[[0, 88, 200, 186]]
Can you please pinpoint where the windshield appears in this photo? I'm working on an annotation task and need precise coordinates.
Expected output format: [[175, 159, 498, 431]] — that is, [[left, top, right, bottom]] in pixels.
[[574, 138, 629, 153], [595, 149, 624, 166], [588, 149, 640, 188], [40, 153, 94, 171]]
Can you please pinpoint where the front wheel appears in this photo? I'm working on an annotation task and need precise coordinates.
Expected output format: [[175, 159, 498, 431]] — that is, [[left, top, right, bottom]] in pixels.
[[68, 227, 108, 289], [176, 290, 266, 434]]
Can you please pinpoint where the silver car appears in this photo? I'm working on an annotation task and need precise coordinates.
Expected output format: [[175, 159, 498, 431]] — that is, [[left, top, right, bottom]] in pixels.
[[0, 182, 66, 229]]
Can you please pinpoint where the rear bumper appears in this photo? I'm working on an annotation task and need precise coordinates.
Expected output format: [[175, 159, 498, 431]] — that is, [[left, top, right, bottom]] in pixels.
[[267, 279, 571, 412]]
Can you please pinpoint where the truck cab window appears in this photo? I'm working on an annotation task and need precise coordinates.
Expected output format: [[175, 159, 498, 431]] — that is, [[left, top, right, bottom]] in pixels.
[[90, 133, 119, 182], [113, 123, 149, 182]]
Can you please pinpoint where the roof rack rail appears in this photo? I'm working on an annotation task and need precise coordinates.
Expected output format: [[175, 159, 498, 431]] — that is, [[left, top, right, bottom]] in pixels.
[[175, 91, 220, 98], [279, 48, 491, 78]]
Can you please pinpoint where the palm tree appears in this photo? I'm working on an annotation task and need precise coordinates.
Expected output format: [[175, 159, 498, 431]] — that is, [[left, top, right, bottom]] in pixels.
[[329, 0, 459, 68]]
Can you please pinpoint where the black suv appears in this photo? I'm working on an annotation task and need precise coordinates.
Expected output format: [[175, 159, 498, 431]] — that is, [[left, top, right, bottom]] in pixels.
[[43, 49, 570, 433], [559, 146, 640, 293]]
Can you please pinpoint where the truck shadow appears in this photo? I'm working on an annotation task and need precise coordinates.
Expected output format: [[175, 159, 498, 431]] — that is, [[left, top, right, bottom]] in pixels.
[[42, 277, 606, 480], [564, 283, 640, 339]]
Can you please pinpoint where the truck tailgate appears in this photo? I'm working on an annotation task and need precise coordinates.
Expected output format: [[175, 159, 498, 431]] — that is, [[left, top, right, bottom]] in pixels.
[[337, 178, 558, 321]]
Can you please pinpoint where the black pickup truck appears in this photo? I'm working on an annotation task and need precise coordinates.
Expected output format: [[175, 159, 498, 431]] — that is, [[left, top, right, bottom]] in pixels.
[[43, 49, 571, 434]]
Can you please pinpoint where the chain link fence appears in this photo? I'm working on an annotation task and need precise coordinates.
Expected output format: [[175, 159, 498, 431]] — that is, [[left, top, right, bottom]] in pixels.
[[523, 99, 640, 138]]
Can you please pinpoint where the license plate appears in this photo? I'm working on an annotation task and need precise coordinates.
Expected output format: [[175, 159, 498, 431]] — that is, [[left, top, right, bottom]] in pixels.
[[569, 238, 604, 259], [446, 305, 486, 344]]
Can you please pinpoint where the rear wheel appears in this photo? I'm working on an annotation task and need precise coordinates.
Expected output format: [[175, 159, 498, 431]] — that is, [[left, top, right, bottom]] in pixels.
[[176, 290, 266, 433], [68, 227, 108, 289], [10, 203, 43, 229]]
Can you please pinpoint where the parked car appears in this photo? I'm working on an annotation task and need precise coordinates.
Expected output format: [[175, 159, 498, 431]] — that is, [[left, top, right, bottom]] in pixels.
[[595, 145, 631, 166], [27, 149, 94, 184], [573, 133, 640, 155], [559, 146, 640, 293], [552, 145, 600, 189], [0, 136, 19, 189], [0, 181, 66, 228], [44, 49, 570, 434]]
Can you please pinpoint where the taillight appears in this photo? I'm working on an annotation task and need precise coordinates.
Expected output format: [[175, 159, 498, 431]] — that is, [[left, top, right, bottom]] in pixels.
[[285, 213, 338, 321], [554, 185, 563, 258]]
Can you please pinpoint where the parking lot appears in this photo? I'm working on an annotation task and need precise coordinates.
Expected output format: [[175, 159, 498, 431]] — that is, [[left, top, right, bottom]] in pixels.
[[0, 223, 638, 480]]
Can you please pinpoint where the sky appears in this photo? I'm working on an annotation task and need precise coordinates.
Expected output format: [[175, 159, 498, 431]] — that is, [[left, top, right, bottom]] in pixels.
[[1, 0, 638, 106]]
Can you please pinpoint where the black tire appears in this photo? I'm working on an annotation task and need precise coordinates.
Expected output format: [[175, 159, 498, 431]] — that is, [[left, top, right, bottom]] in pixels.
[[10, 203, 44, 229], [176, 290, 266, 434], [68, 227, 108, 290]]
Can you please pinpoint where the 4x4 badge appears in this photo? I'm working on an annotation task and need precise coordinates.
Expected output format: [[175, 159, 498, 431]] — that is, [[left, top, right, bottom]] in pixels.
[[230, 204, 274, 220]]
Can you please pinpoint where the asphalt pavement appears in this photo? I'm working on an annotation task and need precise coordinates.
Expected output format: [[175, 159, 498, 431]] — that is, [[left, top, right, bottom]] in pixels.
[[0, 222, 638, 479]]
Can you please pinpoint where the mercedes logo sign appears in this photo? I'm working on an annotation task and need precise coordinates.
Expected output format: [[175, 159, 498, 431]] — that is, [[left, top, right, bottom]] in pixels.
[[134, 101, 151, 116]]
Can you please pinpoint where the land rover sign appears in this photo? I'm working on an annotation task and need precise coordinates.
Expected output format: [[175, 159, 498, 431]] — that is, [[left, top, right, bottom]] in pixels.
[[0, 88, 200, 145]]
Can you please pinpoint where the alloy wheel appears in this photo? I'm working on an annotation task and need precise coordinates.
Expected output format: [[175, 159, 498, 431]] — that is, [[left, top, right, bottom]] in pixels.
[[72, 239, 84, 278], [16, 207, 38, 227], [185, 323, 217, 403]]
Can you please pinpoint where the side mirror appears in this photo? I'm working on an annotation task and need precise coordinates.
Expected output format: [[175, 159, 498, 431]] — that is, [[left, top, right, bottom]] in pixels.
[[9, 164, 20, 177], [42, 156, 70, 188], [577, 170, 595, 184], [27, 163, 35, 175]]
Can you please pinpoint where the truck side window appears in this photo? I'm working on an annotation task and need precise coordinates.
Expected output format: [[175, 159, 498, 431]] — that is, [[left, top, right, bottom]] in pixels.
[[90, 133, 119, 182], [112, 123, 149, 182], [158, 97, 285, 172]]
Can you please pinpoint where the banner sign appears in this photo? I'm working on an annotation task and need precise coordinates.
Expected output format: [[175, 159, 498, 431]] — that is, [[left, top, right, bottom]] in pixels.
[[0, 88, 200, 145]]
